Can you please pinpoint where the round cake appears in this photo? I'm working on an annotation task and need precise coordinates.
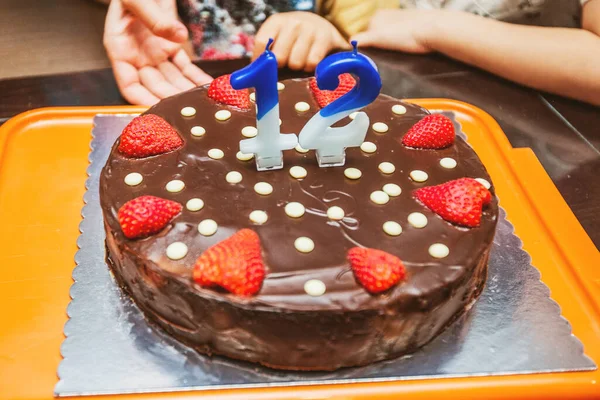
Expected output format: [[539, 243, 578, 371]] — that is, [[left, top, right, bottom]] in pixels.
[[100, 76, 498, 371]]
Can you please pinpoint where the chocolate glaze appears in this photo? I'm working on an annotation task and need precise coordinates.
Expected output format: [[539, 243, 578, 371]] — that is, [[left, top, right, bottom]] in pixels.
[[100, 78, 498, 370]]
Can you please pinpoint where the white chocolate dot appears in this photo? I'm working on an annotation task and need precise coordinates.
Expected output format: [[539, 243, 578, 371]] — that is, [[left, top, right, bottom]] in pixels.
[[370, 190, 390, 205], [124, 172, 143, 186], [181, 106, 196, 117], [304, 279, 326, 296], [254, 182, 273, 195], [440, 157, 457, 169], [382, 183, 402, 197], [429, 243, 450, 259], [198, 219, 218, 236], [344, 167, 362, 180], [475, 178, 491, 190], [360, 141, 377, 153], [285, 202, 305, 218], [215, 110, 231, 121], [383, 221, 402, 236], [249, 210, 268, 224], [250, 92, 256, 102], [208, 148, 224, 159], [289, 166, 307, 179], [379, 162, 396, 174], [392, 104, 407, 115], [241, 126, 258, 138], [349, 111, 359, 120], [327, 206, 345, 221], [277, 82, 285, 91], [279, 118, 282, 126], [236, 151, 254, 161], [166, 242, 188, 260], [408, 212, 428, 228], [295, 101, 310, 112], [190, 126, 206, 137], [166, 179, 185, 193], [186, 198, 204, 211], [410, 170, 429, 182], [372, 122, 389, 133], [226, 171, 243, 184], [295, 144, 310, 154], [295, 237, 315, 253]]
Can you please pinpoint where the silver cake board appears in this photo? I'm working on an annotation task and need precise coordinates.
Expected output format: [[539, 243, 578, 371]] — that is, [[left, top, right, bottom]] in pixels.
[[55, 114, 595, 397]]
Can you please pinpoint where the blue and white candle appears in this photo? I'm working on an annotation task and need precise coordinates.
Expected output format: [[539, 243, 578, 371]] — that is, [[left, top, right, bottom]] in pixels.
[[230, 39, 298, 171]]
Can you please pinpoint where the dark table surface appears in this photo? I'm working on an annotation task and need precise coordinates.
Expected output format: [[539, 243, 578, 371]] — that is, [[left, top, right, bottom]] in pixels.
[[0, 51, 598, 250]]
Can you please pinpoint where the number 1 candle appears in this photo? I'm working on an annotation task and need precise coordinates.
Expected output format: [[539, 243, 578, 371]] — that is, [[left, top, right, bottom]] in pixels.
[[230, 39, 298, 171]]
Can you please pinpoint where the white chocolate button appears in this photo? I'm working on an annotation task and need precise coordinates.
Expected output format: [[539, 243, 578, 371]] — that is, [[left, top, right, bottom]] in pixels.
[[208, 148, 224, 159], [289, 166, 307, 179], [295, 237, 314, 253], [304, 279, 326, 296], [429, 243, 450, 259], [370, 190, 390, 205], [191, 126, 206, 137], [392, 104, 407, 115], [295, 144, 309, 154], [198, 219, 218, 236], [186, 198, 204, 211], [372, 122, 389, 133], [344, 167, 362, 180], [279, 118, 282, 126], [226, 171, 242, 184], [383, 221, 402, 236], [408, 212, 428, 228], [215, 110, 231, 121], [250, 92, 256, 102], [379, 162, 396, 174], [166, 179, 185, 193], [181, 106, 196, 117], [254, 182, 273, 195], [236, 151, 254, 161], [285, 202, 305, 218], [383, 183, 401, 197], [277, 82, 285, 91], [327, 206, 345, 220], [124, 172, 143, 186], [360, 141, 377, 153], [440, 157, 457, 169], [295, 101, 310, 112], [410, 170, 429, 182], [349, 111, 359, 120], [249, 210, 268, 225], [166, 242, 188, 260], [241, 126, 258, 138], [475, 178, 491, 190]]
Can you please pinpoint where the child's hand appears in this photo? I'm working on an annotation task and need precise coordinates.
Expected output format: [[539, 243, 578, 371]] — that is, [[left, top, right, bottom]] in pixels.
[[104, 0, 212, 105], [254, 12, 350, 72], [351, 9, 439, 54]]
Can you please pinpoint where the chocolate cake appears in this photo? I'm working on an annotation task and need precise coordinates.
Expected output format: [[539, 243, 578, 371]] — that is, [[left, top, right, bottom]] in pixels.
[[100, 77, 498, 371]]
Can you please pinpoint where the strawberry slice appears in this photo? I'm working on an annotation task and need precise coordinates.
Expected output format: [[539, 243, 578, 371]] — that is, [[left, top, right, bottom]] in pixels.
[[402, 114, 455, 149], [347, 247, 406, 293], [414, 178, 492, 228], [310, 73, 356, 108], [118, 195, 182, 239], [207, 74, 250, 109], [193, 229, 265, 296], [118, 114, 183, 158]]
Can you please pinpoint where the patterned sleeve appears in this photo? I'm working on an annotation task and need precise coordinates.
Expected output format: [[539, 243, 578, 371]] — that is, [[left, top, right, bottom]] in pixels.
[[317, 0, 378, 37]]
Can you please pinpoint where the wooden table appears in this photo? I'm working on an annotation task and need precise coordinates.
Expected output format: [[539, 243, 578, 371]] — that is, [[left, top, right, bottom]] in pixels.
[[0, 51, 598, 249]]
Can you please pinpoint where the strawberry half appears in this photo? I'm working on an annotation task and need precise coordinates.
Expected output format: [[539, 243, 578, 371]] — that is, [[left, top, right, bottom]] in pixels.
[[118, 195, 182, 239], [402, 114, 455, 149], [118, 114, 183, 158], [310, 73, 356, 108], [414, 178, 492, 228], [347, 247, 406, 294], [193, 229, 265, 296], [207, 74, 250, 109]]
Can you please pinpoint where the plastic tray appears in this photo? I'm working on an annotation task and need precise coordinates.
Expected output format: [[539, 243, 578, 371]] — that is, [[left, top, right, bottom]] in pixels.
[[0, 101, 598, 400]]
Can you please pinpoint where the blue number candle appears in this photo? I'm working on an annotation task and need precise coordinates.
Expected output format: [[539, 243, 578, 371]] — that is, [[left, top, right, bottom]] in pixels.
[[230, 39, 298, 171], [298, 41, 382, 167]]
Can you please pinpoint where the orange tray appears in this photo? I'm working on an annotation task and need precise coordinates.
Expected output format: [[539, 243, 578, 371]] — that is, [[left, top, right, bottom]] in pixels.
[[0, 101, 599, 400]]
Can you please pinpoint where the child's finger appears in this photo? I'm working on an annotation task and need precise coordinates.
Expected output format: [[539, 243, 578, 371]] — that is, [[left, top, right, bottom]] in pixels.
[[122, 0, 187, 43], [172, 50, 213, 86], [139, 66, 181, 99], [305, 35, 331, 71], [112, 61, 160, 106], [288, 31, 315, 70], [253, 17, 282, 60], [158, 62, 195, 91], [271, 24, 301, 67]]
